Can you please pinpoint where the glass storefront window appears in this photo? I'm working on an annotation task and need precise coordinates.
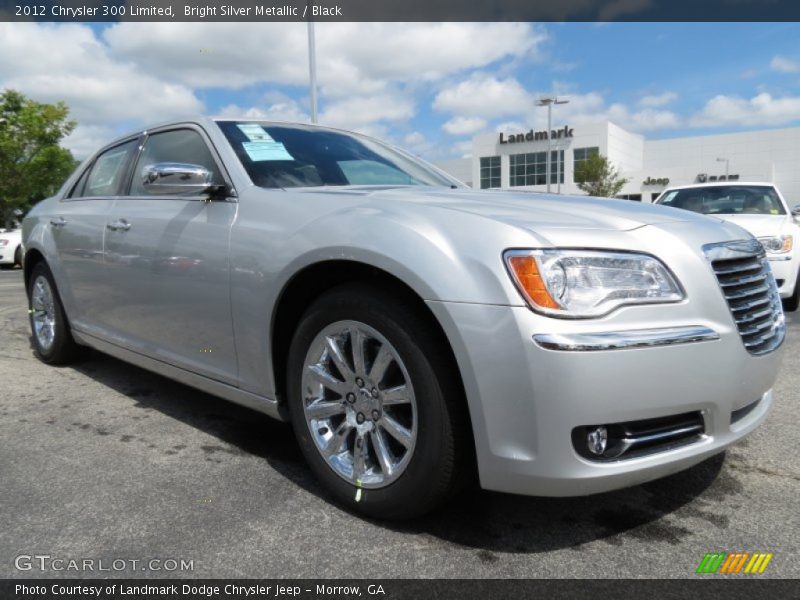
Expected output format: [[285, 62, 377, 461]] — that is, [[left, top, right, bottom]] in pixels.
[[480, 156, 501, 189]]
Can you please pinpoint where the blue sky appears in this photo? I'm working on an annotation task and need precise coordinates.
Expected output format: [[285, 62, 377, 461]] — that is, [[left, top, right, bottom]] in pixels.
[[2, 22, 800, 159]]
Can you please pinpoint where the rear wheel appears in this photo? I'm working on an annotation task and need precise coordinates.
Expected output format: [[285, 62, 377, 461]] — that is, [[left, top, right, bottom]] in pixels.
[[27, 262, 81, 364], [14, 245, 22, 268], [287, 284, 470, 519]]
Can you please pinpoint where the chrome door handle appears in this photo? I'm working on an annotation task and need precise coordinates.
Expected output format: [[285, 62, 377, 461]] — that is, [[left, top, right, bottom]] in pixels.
[[50, 217, 67, 228], [107, 219, 131, 232]]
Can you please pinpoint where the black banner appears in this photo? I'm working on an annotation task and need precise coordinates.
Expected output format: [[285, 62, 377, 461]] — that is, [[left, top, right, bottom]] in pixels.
[[2, 579, 800, 600], [2, 0, 800, 22]]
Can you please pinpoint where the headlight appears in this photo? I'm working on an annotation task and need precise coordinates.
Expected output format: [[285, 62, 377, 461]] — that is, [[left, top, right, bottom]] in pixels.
[[504, 249, 684, 318], [758, 235, 793, 254], [0, 240, 7, 247]]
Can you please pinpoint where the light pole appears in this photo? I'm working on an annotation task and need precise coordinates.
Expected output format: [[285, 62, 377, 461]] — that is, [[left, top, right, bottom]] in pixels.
[[307, 18, 318, 123], [716, 157, 730, 180], [537, 96, 569, 193]]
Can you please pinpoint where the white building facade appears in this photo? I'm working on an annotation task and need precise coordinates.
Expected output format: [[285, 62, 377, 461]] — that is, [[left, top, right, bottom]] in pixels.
[[437, 120, 800, 204]]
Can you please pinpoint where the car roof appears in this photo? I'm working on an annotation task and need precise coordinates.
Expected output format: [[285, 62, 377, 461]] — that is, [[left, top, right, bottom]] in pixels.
[[112, 116, 372, 145], [662, 181, 777, 192], [96, 116, 398, 162]]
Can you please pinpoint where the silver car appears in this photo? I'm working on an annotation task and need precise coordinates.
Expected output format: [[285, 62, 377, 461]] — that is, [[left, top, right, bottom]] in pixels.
[[22, 118, 784, 518]]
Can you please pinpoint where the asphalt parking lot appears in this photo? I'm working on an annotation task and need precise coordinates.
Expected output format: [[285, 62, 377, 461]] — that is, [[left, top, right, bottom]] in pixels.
[[0, 266, 798, 579]]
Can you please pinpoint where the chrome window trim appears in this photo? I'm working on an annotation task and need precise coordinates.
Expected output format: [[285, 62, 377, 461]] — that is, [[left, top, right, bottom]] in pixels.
[[532, 326, 720, 352]]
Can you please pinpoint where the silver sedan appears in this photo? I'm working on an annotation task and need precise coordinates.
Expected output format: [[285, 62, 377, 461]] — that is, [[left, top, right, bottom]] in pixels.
[[22, 118, 784, 518]]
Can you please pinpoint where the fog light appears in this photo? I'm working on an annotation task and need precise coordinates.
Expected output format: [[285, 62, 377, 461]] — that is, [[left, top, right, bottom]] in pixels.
[[587, 426, 608, 455]]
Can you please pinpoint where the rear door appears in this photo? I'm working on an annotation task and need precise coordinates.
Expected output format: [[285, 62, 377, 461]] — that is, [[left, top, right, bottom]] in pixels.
[[48, 138, 139, 337], [102, 125, 239, 385]]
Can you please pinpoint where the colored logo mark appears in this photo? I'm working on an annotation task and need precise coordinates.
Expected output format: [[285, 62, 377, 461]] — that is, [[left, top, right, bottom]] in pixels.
[[696, 552, 773, 574]]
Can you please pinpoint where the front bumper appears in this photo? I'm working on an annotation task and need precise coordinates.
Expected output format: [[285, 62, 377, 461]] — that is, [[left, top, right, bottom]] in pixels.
[[767, 255, 799, 298], [426, 300, 781, 497]]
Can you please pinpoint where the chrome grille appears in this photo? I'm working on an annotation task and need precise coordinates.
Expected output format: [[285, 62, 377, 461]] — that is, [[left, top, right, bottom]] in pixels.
[[704, 239, 785, 356]]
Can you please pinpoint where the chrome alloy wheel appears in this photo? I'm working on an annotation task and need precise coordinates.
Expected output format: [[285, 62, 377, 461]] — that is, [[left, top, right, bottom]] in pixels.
[[301, 320, 417, 489], [31, 275, 57, 352]]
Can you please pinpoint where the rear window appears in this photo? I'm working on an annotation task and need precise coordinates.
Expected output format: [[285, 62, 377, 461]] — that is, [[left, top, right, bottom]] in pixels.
[[658, 185, 785, 215]]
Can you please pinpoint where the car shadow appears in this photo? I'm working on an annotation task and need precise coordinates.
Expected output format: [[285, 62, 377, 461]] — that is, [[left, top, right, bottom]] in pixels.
[[68, 347, 733, 554]]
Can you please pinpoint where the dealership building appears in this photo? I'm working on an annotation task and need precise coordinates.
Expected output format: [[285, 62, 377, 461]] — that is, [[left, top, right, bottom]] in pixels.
[[435, 120, 800, 204]]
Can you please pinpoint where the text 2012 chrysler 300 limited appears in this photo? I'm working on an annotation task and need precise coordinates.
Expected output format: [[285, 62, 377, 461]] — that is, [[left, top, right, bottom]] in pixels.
[[23, 118, 784, 518]]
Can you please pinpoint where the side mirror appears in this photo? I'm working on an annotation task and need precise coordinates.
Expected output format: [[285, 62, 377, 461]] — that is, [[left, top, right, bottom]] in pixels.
[[141, 162, 216, 196], [791, 205, 800, 217]]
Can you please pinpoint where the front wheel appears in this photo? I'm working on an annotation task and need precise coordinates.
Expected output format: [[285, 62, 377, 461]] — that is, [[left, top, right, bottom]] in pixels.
[[286, 284, 470, 519]]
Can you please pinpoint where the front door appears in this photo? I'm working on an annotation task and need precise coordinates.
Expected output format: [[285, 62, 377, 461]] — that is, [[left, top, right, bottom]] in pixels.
[[103, 126, 238, 385]]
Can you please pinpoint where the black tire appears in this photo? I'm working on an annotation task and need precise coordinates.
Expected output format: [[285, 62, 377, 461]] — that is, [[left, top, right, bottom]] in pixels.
[[27, 261, 81, 364], [14, 245, 22, 268], [782, 272, 800, 312], [286, 283, 471, 519]]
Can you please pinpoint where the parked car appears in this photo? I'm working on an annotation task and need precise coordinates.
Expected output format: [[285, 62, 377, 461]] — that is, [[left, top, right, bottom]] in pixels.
[[22, 119, 784, 518], [655, 182, 800, 310], [0, 227, 22, 269]]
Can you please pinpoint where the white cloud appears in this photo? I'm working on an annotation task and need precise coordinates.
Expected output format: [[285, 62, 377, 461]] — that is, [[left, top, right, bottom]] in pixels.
[[400, 131, 439, 158], [104, 22, 545, 99], [607, 105, 680, 131], [0, 21, 548, 157], [454, 140, 473, 159], [403, 132, 426, 146], [770, 55, 800, 74], [104, 23, 309, 90], [639, 91, 678, 107], [494, 121, 527, 133], [691, 92, 800, 128], [433, 73, 532, 118], [0, 22, 203, 156], [319, 92, 415, 133], [62, 125, 120, 160], [434, 73, 680, 135], [217, 93, 310, 123], [442, 116, 487, 136]]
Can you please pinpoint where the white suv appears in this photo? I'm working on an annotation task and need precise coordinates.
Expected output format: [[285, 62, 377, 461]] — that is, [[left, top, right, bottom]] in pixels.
[[656, 182, 800, 310], [0, 228, 22, 269]]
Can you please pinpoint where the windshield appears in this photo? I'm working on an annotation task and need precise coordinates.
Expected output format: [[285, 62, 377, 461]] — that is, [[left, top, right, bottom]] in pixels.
[[216, 120, 458, 189], [657, 185, 785, 216]]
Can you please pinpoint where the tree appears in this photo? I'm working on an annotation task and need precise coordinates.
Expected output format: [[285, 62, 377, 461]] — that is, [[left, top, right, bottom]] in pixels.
[[574, 152, 629, 198], [0, 90, 77, 226]]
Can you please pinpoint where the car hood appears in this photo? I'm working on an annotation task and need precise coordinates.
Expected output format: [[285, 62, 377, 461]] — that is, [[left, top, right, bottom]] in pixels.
[[357, 187, 708, 232], [711, 213, 794, 238]]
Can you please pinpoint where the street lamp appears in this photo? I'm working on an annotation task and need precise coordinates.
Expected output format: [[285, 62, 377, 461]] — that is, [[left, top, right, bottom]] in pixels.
[[307, 19, 318, 123], [716, 157, 730, 180], [537, 96, 569, 193]]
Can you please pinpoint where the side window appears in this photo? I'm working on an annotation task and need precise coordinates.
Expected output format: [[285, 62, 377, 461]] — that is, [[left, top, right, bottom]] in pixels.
[[81, 140, 138, 198], [67, 165, 92, 198], [129, 129, 222, 196]]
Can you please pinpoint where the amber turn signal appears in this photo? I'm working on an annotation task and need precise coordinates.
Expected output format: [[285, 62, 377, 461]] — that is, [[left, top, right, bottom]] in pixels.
[[506, 254, 560, 310]]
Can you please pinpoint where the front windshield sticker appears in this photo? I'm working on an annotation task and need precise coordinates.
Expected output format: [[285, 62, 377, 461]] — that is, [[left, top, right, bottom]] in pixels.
[[242, 140, 295, 162], [237, 123, 274, 142]]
